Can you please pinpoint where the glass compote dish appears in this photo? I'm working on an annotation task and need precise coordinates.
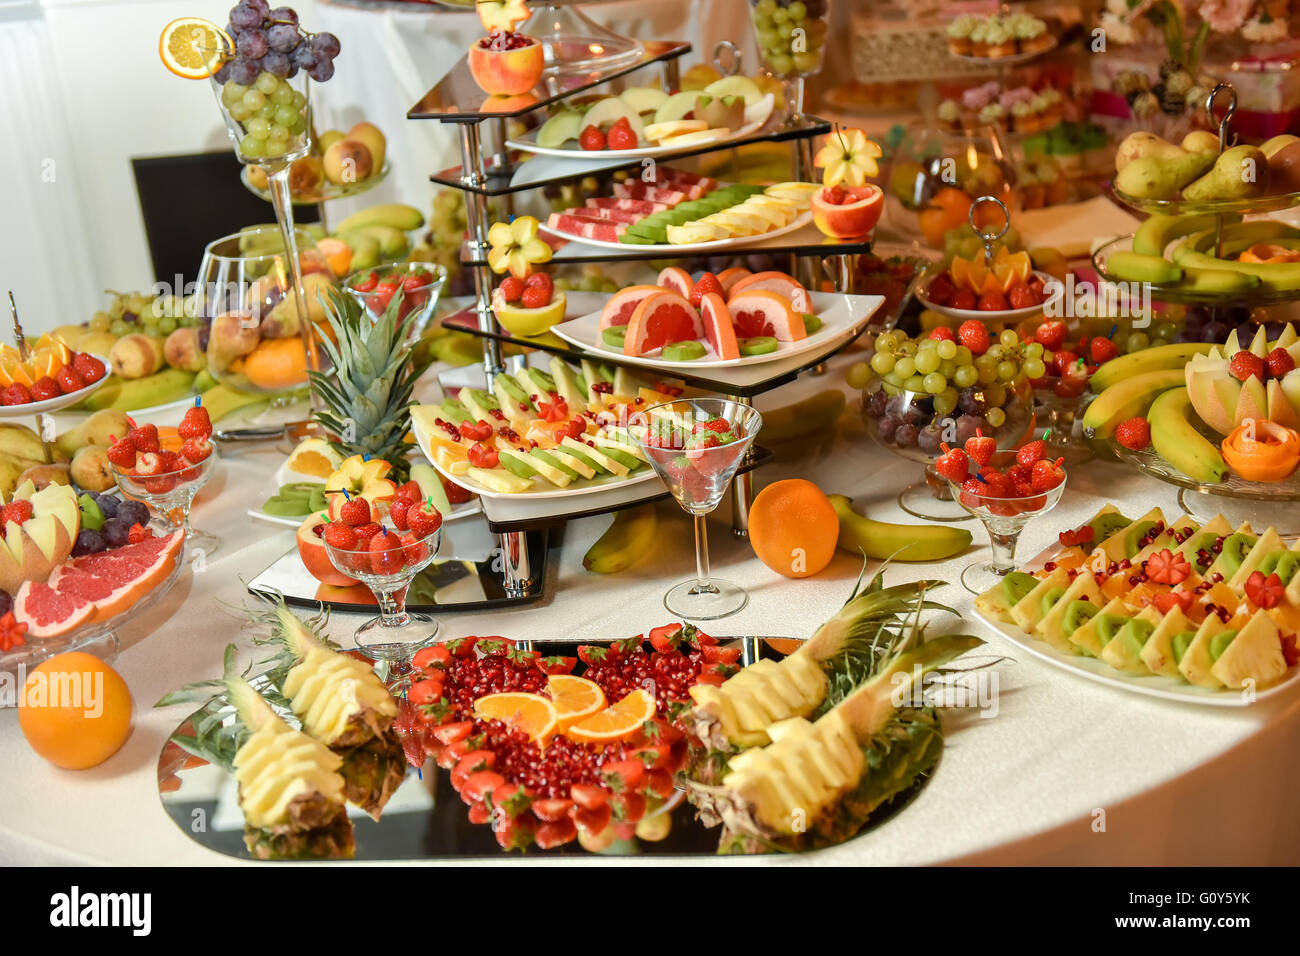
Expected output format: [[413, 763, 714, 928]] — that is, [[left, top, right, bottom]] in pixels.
[[947, 451, 1066, 594], [746, 0, 831, 123], [111, 449, 221, 559], [323, 522, 443, 689], [343, 261, 448, 344], [631, 399, 762, 620]]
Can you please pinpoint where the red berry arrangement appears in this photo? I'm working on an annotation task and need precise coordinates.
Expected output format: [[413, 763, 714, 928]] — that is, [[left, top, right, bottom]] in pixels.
[[107, 403, 212, 494], [321, 480, 442, 577], [0, 350, 105, 407], [951, 430, 1064, 514], [496, 271, 555, 310]]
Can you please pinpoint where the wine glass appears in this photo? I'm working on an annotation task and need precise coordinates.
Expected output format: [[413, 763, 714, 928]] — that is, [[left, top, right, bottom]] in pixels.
[[343, 262, 448, 344], [947, 451, 1066, 595], [110, 448, 221, 559], [746, 0, 831, 123], [631, 399, 762, 620], [323, 525, 443, 688]]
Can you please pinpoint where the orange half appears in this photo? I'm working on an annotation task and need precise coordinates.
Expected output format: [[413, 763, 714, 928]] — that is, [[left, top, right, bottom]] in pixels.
[[564, 688, 655, 744]]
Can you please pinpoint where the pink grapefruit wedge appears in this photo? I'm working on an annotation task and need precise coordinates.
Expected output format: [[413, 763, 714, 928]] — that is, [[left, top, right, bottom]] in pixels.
[[598, 285, 663, 331], [699, 293, 740, 361], [624, 291, 703, 356], [717, 267, 752, 295], [727, 289, 807, 342], [726, 270, 810, 314], [656, 266, 694, 299]]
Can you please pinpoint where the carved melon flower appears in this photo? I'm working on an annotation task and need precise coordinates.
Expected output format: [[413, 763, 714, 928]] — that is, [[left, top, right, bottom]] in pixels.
[[813, 127, 882, 188], [487, 216, 552, 278]]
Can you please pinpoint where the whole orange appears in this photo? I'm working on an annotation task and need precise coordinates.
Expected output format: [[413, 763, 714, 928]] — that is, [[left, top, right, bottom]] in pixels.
[[18, 652, 133, 770], [748, 479, 840, 578]]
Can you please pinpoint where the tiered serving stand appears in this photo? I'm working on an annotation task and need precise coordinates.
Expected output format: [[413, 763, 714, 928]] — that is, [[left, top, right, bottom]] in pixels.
[[405, 33, 891, 601]]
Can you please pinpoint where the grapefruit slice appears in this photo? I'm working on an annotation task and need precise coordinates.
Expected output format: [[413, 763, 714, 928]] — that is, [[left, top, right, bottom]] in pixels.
[[656, 266, 694, 298], [726, 270, 811, 313], [13, 583, 95, 640], [699, 293, 740, 360], [624, 292, 703, 356], [717, 267, 752, 295], [598, 285, 662, 331], [727, 289, 806, 342]]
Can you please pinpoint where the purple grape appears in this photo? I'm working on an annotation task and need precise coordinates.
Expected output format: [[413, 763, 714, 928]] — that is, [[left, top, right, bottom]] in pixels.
[[917, 423, 944, 455], [0, 591, 11, 617], [954, 415, 985, 444], [73, 529, 107, 557], [865, 389, 888, 417], [229, 56, 259, 85], [876, 417, 898, 441], [1225, 305, 1252, 325], [267, 22, 300, 52], [237, 28, 268, 59], [230, 4, 262, 30], [311, 31, 340, 58], [292, 43, 317, 69], [285, 61, 299, 79], [268, 6, 298, 24], [118, 500, 150, 528], [1201, 320, 1228, 343], [246, 0, 270, 15], [307, 59, 334, 82], [1235, 322, 1256, 342], [213, 60, 233, 83], [958, 387, 985, 415], [893, 423, 919, 448], [97, 495, 119, 519], [262, 51, 290, 76]]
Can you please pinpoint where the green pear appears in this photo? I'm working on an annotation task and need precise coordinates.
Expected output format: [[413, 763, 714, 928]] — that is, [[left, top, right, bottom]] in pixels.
[[1115, 131, 1185, 171], [1182, 145, 1270, 201], [1115, 151, 1215, 200], [1181, 130, 1220, 154]]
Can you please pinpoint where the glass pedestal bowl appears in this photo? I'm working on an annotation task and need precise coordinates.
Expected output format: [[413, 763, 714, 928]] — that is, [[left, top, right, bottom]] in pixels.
[[343, 262, 447, 344], [111, 450, 221, 559]]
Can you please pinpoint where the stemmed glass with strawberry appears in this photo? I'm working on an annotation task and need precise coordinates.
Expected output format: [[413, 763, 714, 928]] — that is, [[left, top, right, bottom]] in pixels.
[[1019, 316, 1119, 463], [936, 434, 1067, 594], [320, 479, 444, 682], [107, 402, 221, 558], [630, 399, 762, 620]]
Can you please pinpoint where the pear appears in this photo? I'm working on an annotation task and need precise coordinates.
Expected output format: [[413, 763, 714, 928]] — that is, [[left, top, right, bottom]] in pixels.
[[1182, 130, 1220, 153], [1115, 131, 1184, 171], [1183, 145, 1270, 201], [1115, 151, 1215, 200]]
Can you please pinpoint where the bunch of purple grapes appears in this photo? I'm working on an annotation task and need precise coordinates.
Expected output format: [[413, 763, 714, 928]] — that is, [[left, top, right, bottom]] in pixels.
[[214, 0, 341, 86], [1178, 304, 1289, 346], [72, 495, 152, 558]]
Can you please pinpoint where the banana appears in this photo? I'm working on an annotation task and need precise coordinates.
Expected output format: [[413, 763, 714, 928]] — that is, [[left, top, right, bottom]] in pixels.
[[193, 368, 218, 393], [828, 495, 971, 562], [199, 382, 268, 422], [340, 232, 381, 271], [1177, 250, 1300, 291], [1081, 367, 1186, 439], [335, 203, 425, 233], [81, 367, 196, 412], [1174, 220, 1300, 263], [583, 504, 658, 573], [1147, 387, 1228, 484], [355, 224, 409, 258], [1180, 265, 1261, 294], [0, 453, 43, 500], [1089, 341, 1214, 394], [1103, 251, 1182, 284], [1132, 213, 1238, 257], [759, 390, 846, 443]]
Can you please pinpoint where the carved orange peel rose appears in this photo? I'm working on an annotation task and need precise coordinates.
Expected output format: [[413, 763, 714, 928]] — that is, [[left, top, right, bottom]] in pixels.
[[1221, 419, 1300, 482]]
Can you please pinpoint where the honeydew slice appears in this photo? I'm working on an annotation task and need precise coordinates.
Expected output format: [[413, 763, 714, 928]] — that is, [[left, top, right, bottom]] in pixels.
[[1227, 527, 1285, 590], [560, 436, 629, 477], [591, 432, 646, 462], [1009, 566, 1069, 634], [544, 448, 595, 479], [1037, 573, 1104, 652], [1140, 604, 1192, 677]]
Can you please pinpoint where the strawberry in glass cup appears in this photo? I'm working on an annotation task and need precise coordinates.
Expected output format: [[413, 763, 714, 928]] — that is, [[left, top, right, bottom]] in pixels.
[[344, 262, 446, 339]]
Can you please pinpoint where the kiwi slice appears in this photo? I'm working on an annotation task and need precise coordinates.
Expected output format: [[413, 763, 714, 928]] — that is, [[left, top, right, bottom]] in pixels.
[[307, 488, 327, 513], [531, 449, 579, 480], [1217, 532, 1256, 576], [662, 340, 706, 361], [1090, 512, 1131, 543], [1258, 552, 1281, 576], [1171, 630, 1197, 664], [562, 445, 609, 475], [1275, 551, 1300, 584], [801, 313, 823, 335], [262, 495, 311, 516], [279, 481, 323, 498], [1001, 570, 1037, 606], [738, 336, 779, 356], [1038, 585, 1067, 618], [1061, 599, 1098, 636], [498, 451, 539, 479], [1124, 520, 1156, 558], [1095, 613, 1129, 645], [602, 326, 628, 349], [1209, 629, 1239, 661], [599, 446, 642, 470]]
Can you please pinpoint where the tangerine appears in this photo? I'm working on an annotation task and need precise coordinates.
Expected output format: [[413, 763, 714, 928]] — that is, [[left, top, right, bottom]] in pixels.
[[18, 652, 133, 769], [748, 478, 839, 578]]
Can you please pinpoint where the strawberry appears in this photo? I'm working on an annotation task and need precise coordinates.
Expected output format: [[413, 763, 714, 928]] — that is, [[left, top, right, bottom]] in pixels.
[[926, 274, 956, 306], [1030, 457, 1065, 492], [407, 500, 444, 538], [322, 522, 358, 550], [951, 288, 977, 311], [56, 366, 85, 394], [1006, 462, 1032, 485], [442, 476, 473, 504], [689, 272, 724, 309], [1267, 347, 1296, 379], [178, 404, 213, 440], [1034, 320, 1067, 351], [1016, 439, 1046, 467], [978, 468, 1013, 497], [133, 451, 164, 476], [498, 275, 524, 302], [400, 531, 431, 566], [130, 424, 161, 454], [72, 352, 106, 384], [1, 383, 31, 406], [647, 623, 684, 652], [181, 436, 212, 464], [1245, 570, 1284, 609], [1153, 590, 1195, 616], [572, 802, 611, 834], [392, 480, 421, 503], [3, 500, 33, 525], [30, 377, 61, 402], [963, 428, 996, 467], [1051, 349, 1080, 377], [338, 493, 372, 527], [1058, 524, 1095, 548], [934, 443, 970, 482], [390, 496, 412, 531], [927, 326, 956, 342], [606, 121, 637, 150], [609, 791, 646, 823], [520, 284, 551, 309], [578, 124, 606, 150], [1089, 336, 1119, 364], [105, 436, 136, 470], [531, 798, 574, 822], [957, 319, 990, 355], [1013, 480, 1034, 498], [1144, 548, 1191, 585], [415, 645, 452, 673], [601, 759, 646, 791], [1007, 284, 1037, 310], [524, 272, 553, 294], [369, 529, 405, 575], [1115, 417, 1151, 451], [534, 817, 578, 850], [1229, 351, 1266, 382], [977, 290, 1008, 311]]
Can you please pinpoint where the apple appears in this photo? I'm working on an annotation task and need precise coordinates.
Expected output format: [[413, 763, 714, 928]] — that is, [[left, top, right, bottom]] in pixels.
[[296, 515, 358, 587], [325, 455, 397, 517], [477, 0, 531, 32], [811, 184, 884, 239], [0, 482, 79, 594], [468, 35, 544, 96]]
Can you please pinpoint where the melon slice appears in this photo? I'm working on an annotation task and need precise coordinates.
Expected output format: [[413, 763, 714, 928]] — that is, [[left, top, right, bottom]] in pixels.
[[657, 266, 694, 298], [624, 292, 703, 356], [599, 285, 663, 331], [726, 289, 807, 342], [699, 292, 740, 361], [726, 270, 810, 313]]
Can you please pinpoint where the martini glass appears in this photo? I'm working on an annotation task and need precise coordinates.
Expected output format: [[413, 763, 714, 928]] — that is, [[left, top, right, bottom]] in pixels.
[[947, 451, 1066, 595], [747, 0, 832, 124], [632, 399, 762, 620], [323, 525, 442, 690], [110, 449, 221, 559]]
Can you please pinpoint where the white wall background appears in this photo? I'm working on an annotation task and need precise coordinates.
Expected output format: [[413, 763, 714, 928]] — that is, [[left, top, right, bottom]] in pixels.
[[1, 0, 756, 335]]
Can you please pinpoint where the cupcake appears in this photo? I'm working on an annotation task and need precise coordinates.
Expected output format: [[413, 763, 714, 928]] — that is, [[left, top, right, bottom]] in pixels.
[[1040, 88, 1065, 126], [1012, 100, 1039, 134], [947, 15, 977, 56], [1016, 15, 1054, 54], [968, 20, 991, 57], [986, 18, 1018, 58], [937, 98, 963, 130], [978, 103, 1006, 127], [1051, 125, 1082, 176]]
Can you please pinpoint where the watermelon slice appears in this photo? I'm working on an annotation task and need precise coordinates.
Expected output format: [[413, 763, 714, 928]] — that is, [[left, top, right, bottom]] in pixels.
[[717, 266, 752, 295], [546, 213, 625, 241], [727, 289, 807, 342], [585, 197, 668, 215], [653, 169, 719, 191], [699, 292, 740, 361], [573, 206, 645, 225], [727, 270, 811, 313], [624, 292, 704, 356], [599, 285, 664, 331], [657, 266, 694, 299], [613, 183, 691, 204]]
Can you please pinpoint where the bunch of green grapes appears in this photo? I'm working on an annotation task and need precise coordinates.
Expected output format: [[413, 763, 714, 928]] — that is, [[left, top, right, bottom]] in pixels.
[[220, 72, 308, 161], [554, 264, 618, 294]]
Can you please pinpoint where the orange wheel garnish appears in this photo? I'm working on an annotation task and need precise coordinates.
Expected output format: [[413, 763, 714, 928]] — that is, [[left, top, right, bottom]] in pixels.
[[159, 18, 232, 80], [545, 675, 606, 730], [473, 692, 558, 742], [564, 688, 655, 744], [1221, 419, 1300, 483]]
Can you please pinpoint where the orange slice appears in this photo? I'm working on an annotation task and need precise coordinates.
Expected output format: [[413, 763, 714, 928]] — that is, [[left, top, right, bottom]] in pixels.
[[159, 18, 232, 80], [26, 346, 64, 380], [564, 688, 655, 744], [948, 255, 987, 293], [545, 675, 606, 730], [992, 249, 1032, 291], [0, 353, 33, 387], [473, 692, 558, 742]]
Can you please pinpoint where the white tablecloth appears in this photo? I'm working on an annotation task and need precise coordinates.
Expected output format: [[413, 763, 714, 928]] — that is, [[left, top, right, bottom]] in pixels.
[[2, 351, 1298, 866]]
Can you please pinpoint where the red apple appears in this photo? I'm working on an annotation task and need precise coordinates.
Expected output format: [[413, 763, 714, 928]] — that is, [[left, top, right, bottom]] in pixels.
[[296, 515, 358, 587], [468, 35, 544, 96], [811, 184, 884, 239]]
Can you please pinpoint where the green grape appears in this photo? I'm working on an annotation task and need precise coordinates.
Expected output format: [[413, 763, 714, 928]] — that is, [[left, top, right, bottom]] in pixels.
[[974, 353, 998, 374], [985, 382, 1007, 407], [777, 20, 795, 39], [933, 389, 959, 418], [914, 350, 941, 374], [883, 371, 904, 388], [601, 280, 618, 293], [140, 315, 160, 335], [229, 102, 253, 122], [996, 360, 1018, 381], [954, 345, 973, 365], [159, 316, 177, 335], [874, 330, 896, 352], [554, 278, 572, 291], [954, 364, 979, 388], [897, 338, 918, 356], [1024, 358, 1046, 379], [768, 53, 794, 74], [922, 372, 947, 394], [240, 134, 267, 158], [757, 27, 779, 47], [846, 362, 873, 389], [893, 356, 916, 379], [246, 117, 271, 138], [999, 329, 1019, 348], [267, 123, 290, 142], [772, 6, 789, 23], [274, 105, 296, 127], [1154, 321, 1177, 341], [977, 363, 998, 385], [255, 72, 279, 95], [905, 374, 926, 393], [939, 359, 957, 379], [936, 339, 958, 360], [222, 82, 247, 107], [870, 352, 895, 375], [986, 407, 1007, 428], [290, 90, 307, 110], [288, 114, 306, 134], [1025, 341, 1044, 358], [788, 0, 807, 19], [110, 318, 130, 337], [89, 312, 112, 332], [242, 89, 267, 112], [259, 101, 277, 120], [755, 0, 777, 14], [1125, 331, 1150, 353], [272, 84, 294, 106]]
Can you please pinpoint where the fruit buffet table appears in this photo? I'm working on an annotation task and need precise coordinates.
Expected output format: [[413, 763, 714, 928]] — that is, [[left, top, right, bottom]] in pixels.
[[3, 357, 1297, 866]]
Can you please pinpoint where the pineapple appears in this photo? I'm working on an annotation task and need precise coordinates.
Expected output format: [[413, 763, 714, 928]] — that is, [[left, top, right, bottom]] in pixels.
[[250, 594, 406, 819], [159, 645, 353, 860], [311, 288, 432, 483], [1210, 610, 1287, 689]]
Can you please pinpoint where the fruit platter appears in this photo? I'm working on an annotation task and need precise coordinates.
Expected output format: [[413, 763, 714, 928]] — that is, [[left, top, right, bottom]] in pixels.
[[0, 344, 110, 416], [507, 73, 776, 159], [550, 266, 884, 369], [158, 573, 986, 858], [915, 248, 1053, 322], [974, 505, 1300, 705]]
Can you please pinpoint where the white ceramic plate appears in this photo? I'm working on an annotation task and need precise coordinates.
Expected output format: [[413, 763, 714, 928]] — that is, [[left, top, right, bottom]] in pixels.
[[540, 211, 813, 255], [0, 354, 110, 417], [973, 539, 1300, 707], [507, 115, 769, 160], [915, 269, 1056, 322], [549, 290, 885, 370]]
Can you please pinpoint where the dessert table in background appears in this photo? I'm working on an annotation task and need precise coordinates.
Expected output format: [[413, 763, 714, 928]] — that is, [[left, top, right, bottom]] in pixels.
[[2, 352, 1297, 866]]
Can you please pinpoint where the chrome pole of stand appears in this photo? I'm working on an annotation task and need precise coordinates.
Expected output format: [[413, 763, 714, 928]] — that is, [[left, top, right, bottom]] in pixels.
[[728, 393, 755, 537], [457, 121, 503, 378], [499, 530, 533, 597]]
